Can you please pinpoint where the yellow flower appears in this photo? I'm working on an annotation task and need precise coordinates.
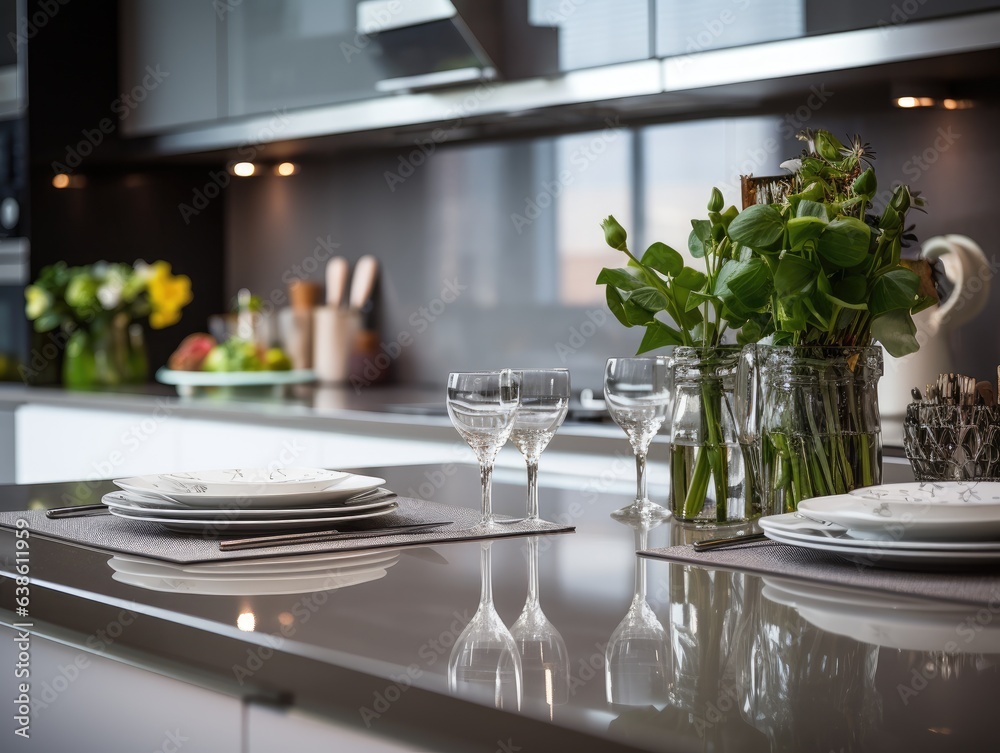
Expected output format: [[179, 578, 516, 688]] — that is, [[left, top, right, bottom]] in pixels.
[[146, 261, 192, 329]]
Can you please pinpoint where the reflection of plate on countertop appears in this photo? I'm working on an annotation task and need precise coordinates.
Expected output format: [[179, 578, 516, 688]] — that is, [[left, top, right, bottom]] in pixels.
[[762, 576, 1000, 652], [108, 549, 400, 596]]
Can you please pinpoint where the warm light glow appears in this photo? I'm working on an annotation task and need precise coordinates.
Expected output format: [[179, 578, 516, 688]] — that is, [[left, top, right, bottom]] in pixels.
[[277, 611, 294, 627], [894, 96, 937, 108], [276, 162, 298, 176], [237, 611, 256, 632], [233, 162, 256, 177], [942, 98, 974, 110], [52, 174, 70, 189]]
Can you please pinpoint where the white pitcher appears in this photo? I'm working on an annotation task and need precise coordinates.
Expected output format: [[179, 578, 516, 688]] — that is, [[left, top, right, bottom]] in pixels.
[[879, 235, 991, 419]]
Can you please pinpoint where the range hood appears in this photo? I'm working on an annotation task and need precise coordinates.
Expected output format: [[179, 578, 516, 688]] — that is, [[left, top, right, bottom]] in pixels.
[[143, 10, 1000, 158], [357, 0, 501, 93]]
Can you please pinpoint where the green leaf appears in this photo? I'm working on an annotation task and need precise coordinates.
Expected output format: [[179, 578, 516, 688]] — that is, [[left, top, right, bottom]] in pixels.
[[816, 217, 871, 267], [736, 318, 763, 346], [637, 321, 683, 353], [786, 215, 827, 249], [852, 167, 877, 196], [605, 285, 631, 327], [640, 242, 684, 277], [773, 255, 817, 296], [684, 289, 720, 313], [796, 200, 828, 220], [825, 275, 868, 310], [869, 268, 920, 318], [674, 267, 707, 291], [626, 286, 669, 312], [776, 296, 808, 331], [623, 298, 655, 326], [596, 267, 645, 291], [872, 309, 919, 357], [687, 221, 711, 258], [719, 205, 739, 228], [727, 204, 785, 249], [721, 258, 772, 311]]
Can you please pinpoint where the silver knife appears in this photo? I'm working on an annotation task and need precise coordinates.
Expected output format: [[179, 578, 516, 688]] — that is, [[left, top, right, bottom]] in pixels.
[[218, 521, 453, 551]]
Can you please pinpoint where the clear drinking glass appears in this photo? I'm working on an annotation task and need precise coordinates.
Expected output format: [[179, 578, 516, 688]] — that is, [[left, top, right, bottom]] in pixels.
[[447, 370, 521, 533], [604, 356, 672, 521], [448, 541, 523, 711], [509, 368, 570, 525]]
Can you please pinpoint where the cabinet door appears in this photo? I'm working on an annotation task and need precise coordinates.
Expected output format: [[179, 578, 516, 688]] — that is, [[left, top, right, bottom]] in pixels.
[[225, 0, 384, 118], [0, 627, 241, 751], [119, 0, 220, 135]]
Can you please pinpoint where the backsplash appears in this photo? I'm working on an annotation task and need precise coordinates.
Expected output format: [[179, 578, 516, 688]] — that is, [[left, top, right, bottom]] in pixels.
[[225, 101, 999, 392]]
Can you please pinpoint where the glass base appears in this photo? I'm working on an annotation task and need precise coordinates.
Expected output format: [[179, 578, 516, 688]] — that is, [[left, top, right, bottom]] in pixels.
[[611, 500, 672, 522]]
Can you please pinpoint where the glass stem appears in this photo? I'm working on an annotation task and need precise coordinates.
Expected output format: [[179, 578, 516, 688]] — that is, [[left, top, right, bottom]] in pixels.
[[634, 526, 648, 601], [480, 461, 494, 525], [479, 542, 493, 608], [526, 458, 540, 520], [525, 537, 540, 609], [635, 449, 648, 505]]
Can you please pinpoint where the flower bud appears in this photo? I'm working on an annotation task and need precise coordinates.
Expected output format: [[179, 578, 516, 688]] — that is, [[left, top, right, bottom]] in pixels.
[[601, 215, 628, 250], [707, 187, 724, 212]]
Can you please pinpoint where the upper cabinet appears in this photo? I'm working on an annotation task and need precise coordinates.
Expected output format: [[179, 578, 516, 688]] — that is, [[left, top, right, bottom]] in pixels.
[[119, 0, 221, 136]]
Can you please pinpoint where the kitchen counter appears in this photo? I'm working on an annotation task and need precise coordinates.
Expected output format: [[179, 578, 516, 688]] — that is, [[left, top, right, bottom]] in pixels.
[[0, 464, 991, 751]]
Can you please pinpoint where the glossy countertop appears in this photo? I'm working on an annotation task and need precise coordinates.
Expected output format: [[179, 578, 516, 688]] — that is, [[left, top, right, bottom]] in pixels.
[[0, 463, 993, 751]]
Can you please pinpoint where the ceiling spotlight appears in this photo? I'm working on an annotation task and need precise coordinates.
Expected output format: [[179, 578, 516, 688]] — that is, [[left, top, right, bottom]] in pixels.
[[275, 162, 299, 177], [233, 162, 256, 177], [52, 173, 70, 189], [894, 96, 936, 108]]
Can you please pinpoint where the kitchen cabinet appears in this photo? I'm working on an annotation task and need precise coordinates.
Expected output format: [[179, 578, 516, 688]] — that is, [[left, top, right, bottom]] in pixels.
[[119, 0, 221, 136], [0, 627, 242, 751]]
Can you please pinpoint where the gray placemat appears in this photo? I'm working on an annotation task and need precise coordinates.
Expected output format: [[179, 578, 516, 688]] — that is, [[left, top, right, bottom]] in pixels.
[[640, 542, 1000, 608], [0, 498, 573, 564]]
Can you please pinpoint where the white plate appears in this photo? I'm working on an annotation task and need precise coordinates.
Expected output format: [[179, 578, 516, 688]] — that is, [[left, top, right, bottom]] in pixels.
[[760, 515, 1000, 567], [157, 467, 350, 494], [108, 503, 397, 533], [110, 563, 394, 596], [102, 491, 398, 519], [113, 472, 386, 508], [108, 551, 399, 580], [156, 368, 317, 387], [759, 513, 1000, 551], [798, 482, 1000, 541], [762, 577, 1000, 652]]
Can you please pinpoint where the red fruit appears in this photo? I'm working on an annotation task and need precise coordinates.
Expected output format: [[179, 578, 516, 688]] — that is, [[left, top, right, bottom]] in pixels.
[[168, 333, 217, 371]]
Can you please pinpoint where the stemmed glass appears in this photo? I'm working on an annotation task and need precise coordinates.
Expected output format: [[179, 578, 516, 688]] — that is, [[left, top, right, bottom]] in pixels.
[[508, 368, 570, 525], [510, 536, 570, 719], [605, 517, 671, 706], [448, 541, 523, 711], [604, 356, 672, 521], [447, 370, 520, 533]]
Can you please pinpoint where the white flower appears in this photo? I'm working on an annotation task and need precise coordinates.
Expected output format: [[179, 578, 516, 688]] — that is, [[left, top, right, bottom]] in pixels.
[[97, 279, 123, 309], [780, 159, 802, 173]]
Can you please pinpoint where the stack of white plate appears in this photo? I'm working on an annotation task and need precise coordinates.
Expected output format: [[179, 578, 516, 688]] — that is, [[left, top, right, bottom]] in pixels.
[[105, 467, 394, 533], [759, 482, 1000, 567], [108, 549, 401, 595]]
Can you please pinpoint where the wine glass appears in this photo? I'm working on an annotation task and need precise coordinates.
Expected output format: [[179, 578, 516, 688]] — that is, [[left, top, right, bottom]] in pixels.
[[605, 517, 671, 706], [510, 536, 570, 719], [508, 368, 570, 526], [604, 356, 672, 521], [448, 541, 523, 711], [447, 370, 520, 533]]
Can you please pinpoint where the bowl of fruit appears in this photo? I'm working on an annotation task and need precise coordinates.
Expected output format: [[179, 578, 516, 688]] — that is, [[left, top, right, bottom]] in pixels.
[[156, 333, 314, 397]]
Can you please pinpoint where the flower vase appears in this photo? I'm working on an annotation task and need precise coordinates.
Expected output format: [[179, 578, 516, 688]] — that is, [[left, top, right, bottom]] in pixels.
[[62, 316, 148, 389], [668, 346, 761, 526], [739, 345, 882, 515]]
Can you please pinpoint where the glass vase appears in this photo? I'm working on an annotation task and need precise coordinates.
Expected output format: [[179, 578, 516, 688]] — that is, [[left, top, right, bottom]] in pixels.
[[668, 346, 760, 525], [739, 345, 882, 515], [62, 316, 148, 390]]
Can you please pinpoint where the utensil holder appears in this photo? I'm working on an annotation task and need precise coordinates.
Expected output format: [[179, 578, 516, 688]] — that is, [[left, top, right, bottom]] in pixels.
[[313, 307, 360, 383], [902, 402, 1000, 481]]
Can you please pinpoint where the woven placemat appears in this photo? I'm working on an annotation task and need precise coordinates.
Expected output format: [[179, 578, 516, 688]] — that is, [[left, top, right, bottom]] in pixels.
[[640, 541, 1000, 608], [0, 498, 573, 564]]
